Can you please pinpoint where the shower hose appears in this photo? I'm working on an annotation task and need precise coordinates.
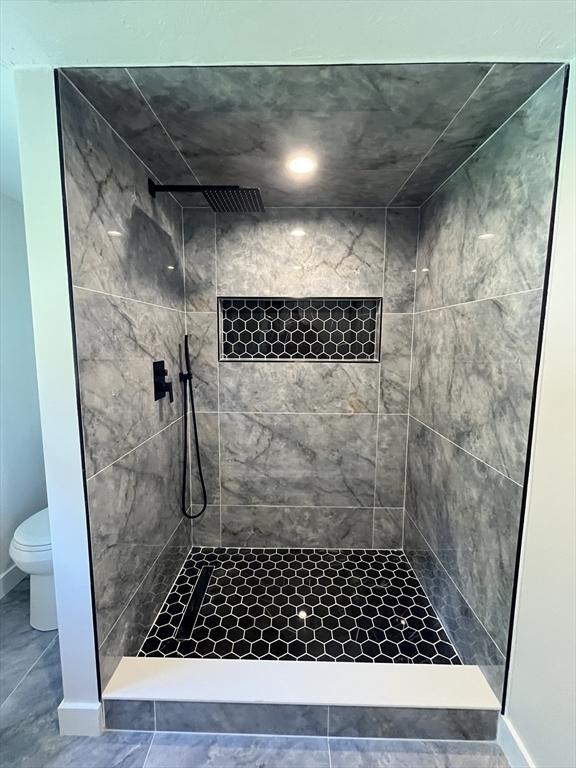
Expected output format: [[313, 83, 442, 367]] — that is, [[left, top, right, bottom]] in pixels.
[[180, 333, 208, 520]]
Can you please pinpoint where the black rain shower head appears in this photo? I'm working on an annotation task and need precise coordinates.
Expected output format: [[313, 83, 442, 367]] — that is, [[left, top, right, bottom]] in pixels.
[[148, 178, 265, 213]]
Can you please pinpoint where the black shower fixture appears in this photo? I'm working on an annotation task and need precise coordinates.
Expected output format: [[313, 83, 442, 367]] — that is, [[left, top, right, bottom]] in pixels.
[[148, 178, 265, 213]]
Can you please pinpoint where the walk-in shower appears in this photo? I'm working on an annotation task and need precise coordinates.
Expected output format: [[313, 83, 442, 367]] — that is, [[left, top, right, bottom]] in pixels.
[[56, 61, 567, 738]]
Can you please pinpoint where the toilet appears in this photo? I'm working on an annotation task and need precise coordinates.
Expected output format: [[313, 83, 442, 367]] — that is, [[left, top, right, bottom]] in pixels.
[[9, 508, 57, 631]]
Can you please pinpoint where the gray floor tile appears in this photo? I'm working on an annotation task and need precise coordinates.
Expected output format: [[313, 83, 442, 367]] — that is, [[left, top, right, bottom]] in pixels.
[[329, 738, 509, 768], [144, 732, 330, 767], [0, 638, 151, 768], [0, 578, 57, 705]]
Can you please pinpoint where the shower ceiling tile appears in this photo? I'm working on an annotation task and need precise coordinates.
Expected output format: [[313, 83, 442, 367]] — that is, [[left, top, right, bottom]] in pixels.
[[416, 71, 564, 310], [391, 63, 561, 205], [61, 63, 560, 207], [62, 68, 198, 189], [59, 75, 185, 308]]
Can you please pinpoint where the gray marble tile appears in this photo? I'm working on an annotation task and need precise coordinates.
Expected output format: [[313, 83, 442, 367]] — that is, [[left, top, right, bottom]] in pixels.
[[104, 699, 154, 731], [0, 578, 57, 705], [329, 738, 509, 768], [411, 292, 542, 483], [73, 288, 184, 476], [186, 312, 218, 412], [220, 413, 377, 507], [220, 362, 379, 414], [145, 732, 330, 768], [404, 515, 505, 701], [98, 520, 189, 688], [190, 412, 220, 505], [406, 418, 523, 653], [129, 64, 492, 207], [415, 71, 564, 310], [379, 315, 412, 413], [192, 505, 221, 547], [393, 63, 562, 206], [383, 208, 419, 312], [221, 506, 373, 548], [374, 415, 408, 507], [59, 74, 184, 310], [154, 701, 327, 736], [184, 209, 217, 312], [0, 639, 152, 768], [217, 209, 385, 297], [62, 68, 195, 190], [87, 419, 185, 643], [328, 706, 497, 740], [372, 508, 403, 549]]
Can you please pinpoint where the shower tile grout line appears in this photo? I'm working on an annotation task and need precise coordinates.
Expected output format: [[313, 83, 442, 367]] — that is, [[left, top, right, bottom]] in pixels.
[[414, 286, 544, 315], [410, 415, 523, 486], [213, 411, 407, 416], [99, 517, 187, 651], [72, 284, 186, 314], [86, 416, 183, 481], [59, 71, 182, 208], [418, 63, 565, 208], [401, 209, 420, 548], [214, 211, 224, 546], [371, 208, 387, 547], [387, 65, 496, 205], [124, 68, 203, 187], [405, 510, 507, 658]]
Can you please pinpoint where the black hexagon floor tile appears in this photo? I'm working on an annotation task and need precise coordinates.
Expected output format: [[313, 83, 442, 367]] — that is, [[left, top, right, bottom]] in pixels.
[[138, 548, 461, 664]]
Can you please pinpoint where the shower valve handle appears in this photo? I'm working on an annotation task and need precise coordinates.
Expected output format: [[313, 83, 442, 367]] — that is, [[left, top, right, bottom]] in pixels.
[[153, 360, 174, 403]]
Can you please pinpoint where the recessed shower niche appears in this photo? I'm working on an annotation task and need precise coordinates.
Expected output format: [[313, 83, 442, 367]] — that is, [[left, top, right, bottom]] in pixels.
[[56, 61, 567, 734], [219, 298, 382, 361]]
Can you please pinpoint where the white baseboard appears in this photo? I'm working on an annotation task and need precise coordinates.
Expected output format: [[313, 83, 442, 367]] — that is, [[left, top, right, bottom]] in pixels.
[[58, 699, 103, 737], [498, 715, 535, 768], [0, 564, 25, 599]]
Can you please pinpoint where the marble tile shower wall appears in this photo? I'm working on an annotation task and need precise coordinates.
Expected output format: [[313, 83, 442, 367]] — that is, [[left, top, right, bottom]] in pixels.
[[404, 71, 565, 699], [185, 207, 419, 550], [58, 74, 191, 688]]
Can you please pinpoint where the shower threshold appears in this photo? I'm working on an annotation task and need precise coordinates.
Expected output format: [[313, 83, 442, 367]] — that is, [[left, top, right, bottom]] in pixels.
[[138, 548, 461, 665]]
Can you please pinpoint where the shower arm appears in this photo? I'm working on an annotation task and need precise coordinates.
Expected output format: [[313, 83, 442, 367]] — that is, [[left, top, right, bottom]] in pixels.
[[148, 178, 240, 198]]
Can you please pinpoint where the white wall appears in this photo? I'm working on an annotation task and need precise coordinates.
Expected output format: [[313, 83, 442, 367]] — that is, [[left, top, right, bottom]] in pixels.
[[501, 64, 576, 768], [0, 191, 46, 597], [15, 69, 101, 736]]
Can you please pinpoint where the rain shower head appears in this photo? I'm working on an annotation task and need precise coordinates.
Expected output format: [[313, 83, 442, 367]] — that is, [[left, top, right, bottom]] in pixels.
[[148, 178, 265, 213]]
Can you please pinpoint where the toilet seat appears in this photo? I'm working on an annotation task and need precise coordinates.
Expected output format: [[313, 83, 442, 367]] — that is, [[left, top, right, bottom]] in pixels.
[[13, 508, 51, 551]]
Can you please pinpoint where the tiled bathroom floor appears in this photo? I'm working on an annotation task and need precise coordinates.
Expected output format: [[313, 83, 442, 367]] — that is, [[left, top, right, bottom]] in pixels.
[[139, 548, 461, 664], [0, 577, 509, 767]]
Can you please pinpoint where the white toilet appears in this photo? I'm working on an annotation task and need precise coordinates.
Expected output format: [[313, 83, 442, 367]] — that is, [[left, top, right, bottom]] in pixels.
[[9, 508, 57, 631]]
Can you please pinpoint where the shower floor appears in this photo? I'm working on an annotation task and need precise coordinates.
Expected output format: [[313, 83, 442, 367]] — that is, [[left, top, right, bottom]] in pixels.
[[139, 548, 461, 665]]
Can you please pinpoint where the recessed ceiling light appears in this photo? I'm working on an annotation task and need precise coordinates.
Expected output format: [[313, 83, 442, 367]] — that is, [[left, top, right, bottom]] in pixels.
[[290, 228, 306, 237], [286, 154, 317, 175], [107, 229, 123, 238], [478, 233, 495, 240]]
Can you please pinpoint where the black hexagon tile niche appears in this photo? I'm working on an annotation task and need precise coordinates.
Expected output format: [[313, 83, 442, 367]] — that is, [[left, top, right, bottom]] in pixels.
[[219, 298, 382, 361], [139, 549, 461, 664]]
